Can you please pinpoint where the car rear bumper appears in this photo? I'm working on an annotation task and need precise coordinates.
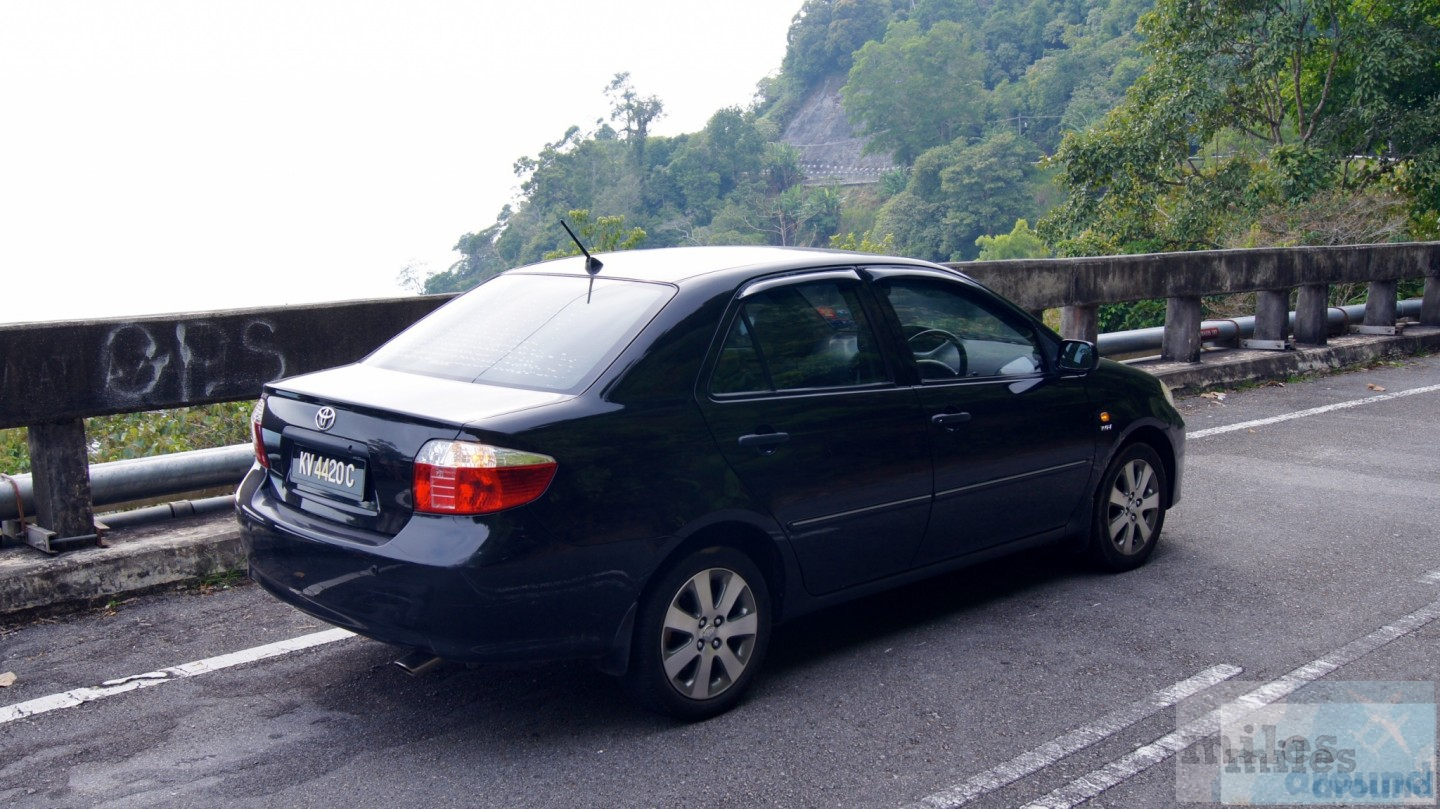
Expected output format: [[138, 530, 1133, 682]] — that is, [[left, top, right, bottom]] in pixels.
[[235, 467, 644, 664]]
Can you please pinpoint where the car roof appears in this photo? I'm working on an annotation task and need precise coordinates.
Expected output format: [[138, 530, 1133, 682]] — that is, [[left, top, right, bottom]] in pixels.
[[507, 245, 950, 286]]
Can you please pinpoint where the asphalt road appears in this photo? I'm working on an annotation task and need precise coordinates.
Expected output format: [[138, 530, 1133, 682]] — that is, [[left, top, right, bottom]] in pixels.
[[3, 356, 1439, 809]]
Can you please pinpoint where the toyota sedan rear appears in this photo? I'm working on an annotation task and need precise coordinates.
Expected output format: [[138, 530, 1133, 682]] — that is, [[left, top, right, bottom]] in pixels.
[[237, 245, 1184, 720]]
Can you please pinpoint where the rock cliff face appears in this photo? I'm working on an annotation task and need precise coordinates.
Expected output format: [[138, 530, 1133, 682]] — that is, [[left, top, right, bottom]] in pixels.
[[780, 76, 896, 186]]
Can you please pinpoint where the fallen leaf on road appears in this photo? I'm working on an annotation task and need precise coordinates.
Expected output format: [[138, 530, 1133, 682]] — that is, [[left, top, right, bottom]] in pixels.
[[0, 672, 16, 687], [1367, 383, 1386, 391]]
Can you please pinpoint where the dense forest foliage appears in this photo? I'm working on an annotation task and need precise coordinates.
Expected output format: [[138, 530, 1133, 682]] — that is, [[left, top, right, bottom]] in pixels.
[[423, 0, 1149, 292], [423, 0, 1440, 294], [1041, 0, 1440, 255]]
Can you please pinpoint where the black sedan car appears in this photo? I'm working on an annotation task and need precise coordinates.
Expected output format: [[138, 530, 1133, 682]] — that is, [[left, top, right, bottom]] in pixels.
[[237, 245, 1183, 719]]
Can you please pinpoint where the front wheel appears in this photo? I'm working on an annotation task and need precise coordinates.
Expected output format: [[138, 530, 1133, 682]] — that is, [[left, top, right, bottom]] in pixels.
[[1090, 443, 1168, 572], [623, 547, 771, 720]]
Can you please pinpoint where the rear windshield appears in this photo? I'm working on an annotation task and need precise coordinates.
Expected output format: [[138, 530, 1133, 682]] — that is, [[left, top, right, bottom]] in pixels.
[[365, 274, 675, 392]]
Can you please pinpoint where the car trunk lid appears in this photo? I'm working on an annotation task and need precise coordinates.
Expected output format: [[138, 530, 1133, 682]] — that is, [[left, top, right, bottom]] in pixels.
[[258, 364, 570, 538]]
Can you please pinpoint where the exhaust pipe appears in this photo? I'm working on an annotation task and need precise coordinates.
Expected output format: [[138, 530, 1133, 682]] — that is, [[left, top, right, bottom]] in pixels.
[[393, 650, 443, 676]]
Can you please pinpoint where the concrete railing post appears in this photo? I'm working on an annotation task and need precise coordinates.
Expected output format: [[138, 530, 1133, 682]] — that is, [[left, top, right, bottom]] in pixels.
[[1360, 280, 1399, 335], [24, 419, 98, 551], [1060, 304, 1098, 344], [1424, 275, 1440, 327], [1246, 289, 1292, 349], [1294, 284, 1330, 345], [1162, 296, 1203, 362]]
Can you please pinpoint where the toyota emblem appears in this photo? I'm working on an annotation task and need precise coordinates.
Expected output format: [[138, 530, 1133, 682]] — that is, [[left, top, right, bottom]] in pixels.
[[314, 407, 337, 431]]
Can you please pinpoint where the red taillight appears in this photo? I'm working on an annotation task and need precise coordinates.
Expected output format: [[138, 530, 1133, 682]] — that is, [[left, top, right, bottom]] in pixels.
[[413, 440, 557, 515], [251, 398, 270, 469]]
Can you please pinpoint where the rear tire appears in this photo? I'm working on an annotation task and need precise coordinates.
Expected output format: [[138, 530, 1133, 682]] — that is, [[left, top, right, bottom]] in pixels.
[[622, 546, 771, 720], [1090, 443, 1168, 572]]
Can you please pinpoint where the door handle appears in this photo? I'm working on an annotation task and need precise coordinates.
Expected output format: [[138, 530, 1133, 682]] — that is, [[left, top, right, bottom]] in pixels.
[[738, 432, 790, 455], [931, 412, 972, 429]]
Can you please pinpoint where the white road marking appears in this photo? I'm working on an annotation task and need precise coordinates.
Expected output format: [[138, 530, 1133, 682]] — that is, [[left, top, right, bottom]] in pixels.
[[1018, 598, 1440, 809], [0, 627, 354, 726], [1188, 383, 1440, 439], [6, 385, 1435, 778], [904, 664, 1243, 809]]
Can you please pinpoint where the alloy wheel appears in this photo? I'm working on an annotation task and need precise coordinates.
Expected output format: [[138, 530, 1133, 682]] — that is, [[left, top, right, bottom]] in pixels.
[[1105, 456, 1161, 556], [659, 567, 760, 700]]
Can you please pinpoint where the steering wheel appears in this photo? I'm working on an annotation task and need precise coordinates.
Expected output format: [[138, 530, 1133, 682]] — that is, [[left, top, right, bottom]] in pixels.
[[907, 328, 967, 378]]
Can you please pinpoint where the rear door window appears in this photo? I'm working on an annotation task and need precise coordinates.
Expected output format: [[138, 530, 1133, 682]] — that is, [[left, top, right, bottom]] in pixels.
[[711, 278, 889, 395], [366, 274, 674, 393]]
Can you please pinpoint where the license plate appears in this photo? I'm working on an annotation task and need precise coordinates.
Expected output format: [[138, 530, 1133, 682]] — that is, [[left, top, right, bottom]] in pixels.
[[289, 446, 367, 501]]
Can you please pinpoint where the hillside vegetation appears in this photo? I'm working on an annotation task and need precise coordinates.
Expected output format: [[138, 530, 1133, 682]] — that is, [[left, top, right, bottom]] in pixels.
[[421, 0, 1438, 292], [425, 0, 1153, 292]]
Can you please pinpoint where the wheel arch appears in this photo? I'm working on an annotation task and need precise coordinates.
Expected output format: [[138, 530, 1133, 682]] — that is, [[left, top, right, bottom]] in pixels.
[[598, 515, 790, 677], [1117, 424, 1179, 504], [654, 519, 790, 621], [1064, 422, 1178, 556], [1084, 428, 1173, 570]]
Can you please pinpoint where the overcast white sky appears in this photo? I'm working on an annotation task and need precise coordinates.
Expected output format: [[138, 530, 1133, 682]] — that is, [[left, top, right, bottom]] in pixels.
[[0, 0, 802, 324]]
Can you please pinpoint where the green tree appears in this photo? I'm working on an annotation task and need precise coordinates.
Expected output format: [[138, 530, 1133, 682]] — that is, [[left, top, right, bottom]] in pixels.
[[1041, 0, 1440, 255], [872, 190, 952, 261], [606, 72, 665, 145], [426, 215, 510, 293], [979, 0, 1053, 85], [937, 131, 1043, 258], [763, 142, 805, 195], [605, 72, 665, 208], [877, 131, 1044, 261], [830, 230, 897, 253], [842, 20, 989, 164], [783, 0, 897, 88], [998, 0, 1152, 153], [542, 209, 646, 260], [744, 185, 845, 246], [975, 218, 1052, 259], [666, 107, 767, 223]]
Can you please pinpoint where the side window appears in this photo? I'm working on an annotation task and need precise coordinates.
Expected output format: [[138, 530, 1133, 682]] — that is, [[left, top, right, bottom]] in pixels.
[[711, 280, 888, 395], [880, 279, 1044, 380]]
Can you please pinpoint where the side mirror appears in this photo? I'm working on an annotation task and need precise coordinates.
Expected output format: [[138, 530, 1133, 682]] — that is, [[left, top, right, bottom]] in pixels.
[[1057, 339, 1098, 376]]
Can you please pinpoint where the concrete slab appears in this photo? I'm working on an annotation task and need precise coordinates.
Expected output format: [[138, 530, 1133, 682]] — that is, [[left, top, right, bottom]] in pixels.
[[0, 512, 242, 623], [1131, 326, 1440, 392]]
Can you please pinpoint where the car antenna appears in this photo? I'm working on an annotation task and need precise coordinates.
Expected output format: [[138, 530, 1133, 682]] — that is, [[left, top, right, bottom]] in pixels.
[[560, 219, 603, 302], [560, 219, 604, 275]]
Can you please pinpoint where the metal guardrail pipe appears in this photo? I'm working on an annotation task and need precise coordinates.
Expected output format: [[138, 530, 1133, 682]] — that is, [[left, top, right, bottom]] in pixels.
[[0, 444, 252, 523], [0, 297, 1428, 526], [97, 494, 237, 530], [1098, 299, 1423, 357]]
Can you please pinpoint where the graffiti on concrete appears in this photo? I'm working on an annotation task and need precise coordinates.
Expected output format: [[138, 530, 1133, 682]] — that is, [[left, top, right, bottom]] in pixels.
[[1, 295, 450, 428], [102, 319, 287, 404]]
